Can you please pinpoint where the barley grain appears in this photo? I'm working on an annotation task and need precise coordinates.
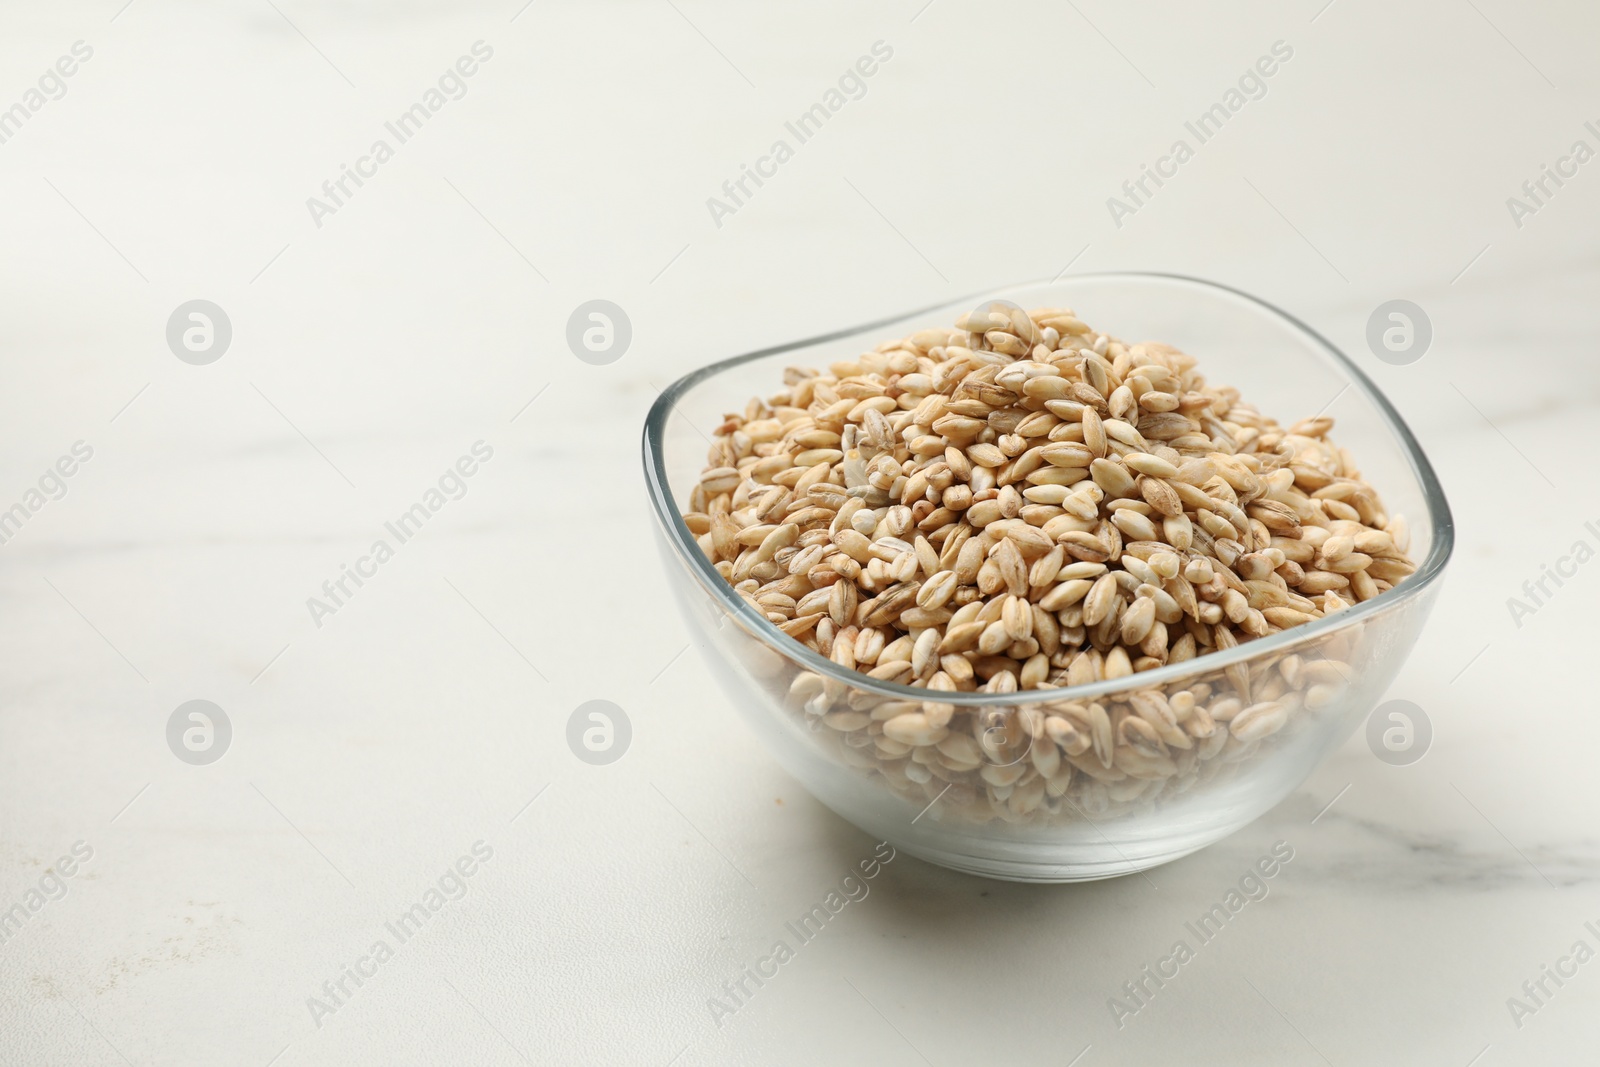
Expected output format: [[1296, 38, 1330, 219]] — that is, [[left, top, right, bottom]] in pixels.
[[686, 302, 1414, 821]]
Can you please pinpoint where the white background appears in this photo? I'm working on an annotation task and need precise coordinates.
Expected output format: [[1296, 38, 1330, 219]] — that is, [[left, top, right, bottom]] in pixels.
[[1, 1, 1597, 1064]]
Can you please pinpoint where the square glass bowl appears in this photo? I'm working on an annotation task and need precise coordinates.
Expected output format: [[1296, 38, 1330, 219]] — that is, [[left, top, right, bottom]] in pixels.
[[643, 273, 1452, 882]]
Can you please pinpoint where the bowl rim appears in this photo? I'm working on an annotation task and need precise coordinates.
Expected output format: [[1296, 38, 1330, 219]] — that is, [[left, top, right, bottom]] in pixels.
[[642, 271, 1455, 706]]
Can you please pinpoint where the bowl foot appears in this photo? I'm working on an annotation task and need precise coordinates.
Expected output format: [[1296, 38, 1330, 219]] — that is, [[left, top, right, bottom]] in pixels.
[[885, 834, 1221, 883]]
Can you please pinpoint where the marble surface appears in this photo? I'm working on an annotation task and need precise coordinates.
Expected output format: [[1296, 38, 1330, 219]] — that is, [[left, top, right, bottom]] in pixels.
[[2, 0, 1598, 1063]]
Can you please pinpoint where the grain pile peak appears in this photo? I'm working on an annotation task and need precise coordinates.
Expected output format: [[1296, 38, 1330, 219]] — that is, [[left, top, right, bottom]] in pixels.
[[683, 299, 1415, 696]]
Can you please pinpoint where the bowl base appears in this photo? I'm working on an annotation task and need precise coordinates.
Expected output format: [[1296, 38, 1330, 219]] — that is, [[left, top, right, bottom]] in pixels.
[[884, 832, 1223, 883]]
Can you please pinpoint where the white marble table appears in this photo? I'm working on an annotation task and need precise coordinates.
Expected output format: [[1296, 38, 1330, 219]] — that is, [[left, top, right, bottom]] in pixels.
[[2, 1, 1598, 1063]]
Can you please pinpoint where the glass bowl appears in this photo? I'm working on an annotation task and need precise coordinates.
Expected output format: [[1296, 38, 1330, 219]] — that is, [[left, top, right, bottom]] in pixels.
[[642, 273, 1452, 882]]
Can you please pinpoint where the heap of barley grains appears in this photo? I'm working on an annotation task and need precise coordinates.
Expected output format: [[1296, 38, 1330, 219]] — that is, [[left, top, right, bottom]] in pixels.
[[682, 303, 1415, 711]]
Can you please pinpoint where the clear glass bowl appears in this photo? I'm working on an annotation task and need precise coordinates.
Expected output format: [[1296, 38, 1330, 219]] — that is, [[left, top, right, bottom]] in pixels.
[[643, 273, 1453, 882]]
